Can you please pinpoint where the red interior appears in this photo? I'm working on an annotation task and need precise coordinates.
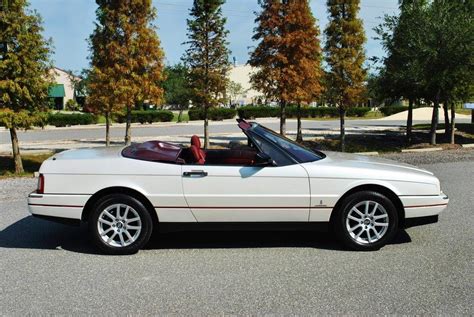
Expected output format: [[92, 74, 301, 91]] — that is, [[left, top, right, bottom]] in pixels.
[[122, 141, 184, 163], [122, 135, 257, 166]]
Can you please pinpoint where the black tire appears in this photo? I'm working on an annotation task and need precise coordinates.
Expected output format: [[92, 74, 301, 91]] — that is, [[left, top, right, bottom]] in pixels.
[[333, 191, 398, 251], [88, 194, 153, 255]]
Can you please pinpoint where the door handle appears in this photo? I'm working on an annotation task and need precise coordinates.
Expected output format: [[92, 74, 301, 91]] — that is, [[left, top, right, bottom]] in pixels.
[[183, 170, 208, 177]]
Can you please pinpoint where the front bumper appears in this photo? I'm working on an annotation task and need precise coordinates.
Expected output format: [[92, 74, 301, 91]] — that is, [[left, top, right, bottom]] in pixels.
[[400, 193, 449, 219], [27, 192, 90, 220]]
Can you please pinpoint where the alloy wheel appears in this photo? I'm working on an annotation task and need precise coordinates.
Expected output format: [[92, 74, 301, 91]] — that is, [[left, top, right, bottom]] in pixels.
[[345, 200, 389, 244], [97, 203, 142, 248]]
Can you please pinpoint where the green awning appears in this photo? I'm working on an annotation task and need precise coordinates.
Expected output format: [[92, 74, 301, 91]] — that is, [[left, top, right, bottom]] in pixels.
[[48, 84, 65, 98]]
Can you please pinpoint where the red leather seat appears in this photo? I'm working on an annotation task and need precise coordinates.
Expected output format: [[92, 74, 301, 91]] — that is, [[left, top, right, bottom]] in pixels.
[[190, 135, 206, 164]]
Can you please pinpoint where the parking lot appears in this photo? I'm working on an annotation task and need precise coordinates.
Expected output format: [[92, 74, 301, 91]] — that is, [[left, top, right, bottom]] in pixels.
[[1, 152, 473, 315]]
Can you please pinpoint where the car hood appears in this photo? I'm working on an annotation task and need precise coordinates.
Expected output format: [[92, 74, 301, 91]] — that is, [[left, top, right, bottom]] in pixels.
[[321, 151, 433, 176], [302, 151, 439, 187]]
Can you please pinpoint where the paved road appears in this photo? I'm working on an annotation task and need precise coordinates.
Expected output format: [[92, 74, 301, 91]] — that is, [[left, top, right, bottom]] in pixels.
[[0, 156, 472, 314], [4, 118, 469, 144]]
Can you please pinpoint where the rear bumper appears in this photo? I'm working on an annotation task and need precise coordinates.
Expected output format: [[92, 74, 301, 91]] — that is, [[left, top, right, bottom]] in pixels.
[[27, 192, 90, 220], [400, 193, 449, 219]]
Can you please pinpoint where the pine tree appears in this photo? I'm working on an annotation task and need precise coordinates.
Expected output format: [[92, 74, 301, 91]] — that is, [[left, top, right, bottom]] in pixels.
[[249, 0, 286, 135], [88, 0, 165, 146], [250, 0, 323, 138], [324, 0, 366, 151], [182, 0, 230, 149], [0, 0, 53, 173], [281, 0, 323, 141]]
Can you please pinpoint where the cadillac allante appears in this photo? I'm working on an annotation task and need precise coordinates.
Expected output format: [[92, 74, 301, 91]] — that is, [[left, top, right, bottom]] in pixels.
[[27, 119, 448, 254]]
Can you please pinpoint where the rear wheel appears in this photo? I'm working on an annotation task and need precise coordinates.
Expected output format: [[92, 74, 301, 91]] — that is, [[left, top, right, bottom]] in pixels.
[[89, 194, 153, 255], [333, 191, 398, 251]]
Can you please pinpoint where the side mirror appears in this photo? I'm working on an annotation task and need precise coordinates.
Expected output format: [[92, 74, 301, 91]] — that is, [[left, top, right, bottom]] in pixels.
[[254, 152, 276, 167]]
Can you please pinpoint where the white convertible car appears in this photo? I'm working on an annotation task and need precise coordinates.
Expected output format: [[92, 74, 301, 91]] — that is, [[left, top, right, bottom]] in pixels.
[[28, 119, 448, 254]]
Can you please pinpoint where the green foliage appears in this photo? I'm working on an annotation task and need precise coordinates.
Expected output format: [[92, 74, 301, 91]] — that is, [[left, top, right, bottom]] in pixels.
[[237, 106, 280, 119], [182, 0, 230, 109], [47, 112, 98, 127], [237, 106, 371, 119], [324, 0, 367, 108], [115, 110, 173, 124], [188, 108, 236, 121], [0, 109, 48, 129], [163, 64, 191, 110], [379, 106, 408, 116], [0, 0, 53, 113], [0, 0, 53, 173], [65, 99, 80, 111]]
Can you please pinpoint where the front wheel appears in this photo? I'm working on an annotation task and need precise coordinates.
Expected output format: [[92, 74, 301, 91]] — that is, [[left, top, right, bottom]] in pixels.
[[333, 191, 398, 251], [88, 194, 153, 255]]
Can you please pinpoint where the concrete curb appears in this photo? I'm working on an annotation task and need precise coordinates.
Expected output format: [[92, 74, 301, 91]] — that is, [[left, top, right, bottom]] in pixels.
[[461, 144, 474, 148], [354, 151, 379, 156], [401, 147, 443, 153]]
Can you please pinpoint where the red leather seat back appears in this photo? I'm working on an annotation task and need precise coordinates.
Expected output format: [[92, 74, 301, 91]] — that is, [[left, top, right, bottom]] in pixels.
[[190, 145, 205, 164], [190, 135, 206, 164]]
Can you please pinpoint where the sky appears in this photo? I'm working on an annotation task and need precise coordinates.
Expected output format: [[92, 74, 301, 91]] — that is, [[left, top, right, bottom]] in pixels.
[[28, 0, 399, 73]]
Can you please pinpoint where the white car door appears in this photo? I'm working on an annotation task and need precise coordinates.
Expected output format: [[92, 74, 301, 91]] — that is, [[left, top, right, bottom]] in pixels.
[[181, 163, 310, 222]]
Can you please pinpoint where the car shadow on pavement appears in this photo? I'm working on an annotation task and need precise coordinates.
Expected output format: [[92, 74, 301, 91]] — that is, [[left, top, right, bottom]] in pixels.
[[0, 216, 411, 254]]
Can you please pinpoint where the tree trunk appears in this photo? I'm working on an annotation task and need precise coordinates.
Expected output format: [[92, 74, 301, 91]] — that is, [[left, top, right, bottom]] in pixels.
[[280, 101, 286, 136], [296, 103, 303, 142], [177, 109, 183, 123], [430, 93, 440, 145], [339, 107, 346, 152], [124, 106, 132, 145], [407, 98, 413, 144], [105, 111, 111, 147], [443, 100, 450, 139], [10, 127, 24, 174], [203, 106, 209, 149], [450, 102, 456, 144]]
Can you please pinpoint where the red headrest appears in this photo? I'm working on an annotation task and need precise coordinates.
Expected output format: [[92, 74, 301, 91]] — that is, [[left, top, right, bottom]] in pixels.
[[191, 135, 201, 148]]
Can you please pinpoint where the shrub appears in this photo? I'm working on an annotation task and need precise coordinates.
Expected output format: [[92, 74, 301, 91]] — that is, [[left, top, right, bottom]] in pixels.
[[346, 107, 371, 117], [47, 112, 97, 127], [188, 107, 236, 121], [115, 110, 174, 124], [379, 106, 408, 116], [237, 106, 280, 119], [65, 99, 81, 111], [238, 105, 370, 119]]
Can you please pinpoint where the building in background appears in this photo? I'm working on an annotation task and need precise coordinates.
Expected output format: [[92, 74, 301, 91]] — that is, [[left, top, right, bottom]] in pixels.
[[48, 67, 82, 110], [228, 64, 262, 105]]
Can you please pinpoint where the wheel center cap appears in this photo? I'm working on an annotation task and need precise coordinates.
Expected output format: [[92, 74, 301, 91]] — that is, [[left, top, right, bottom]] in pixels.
[[116, 222, 124, 229], [364, 218, 371, 225]]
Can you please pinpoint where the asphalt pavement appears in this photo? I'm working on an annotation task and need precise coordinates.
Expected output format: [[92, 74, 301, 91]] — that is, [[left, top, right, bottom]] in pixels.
[[0, 155, 473, 315]]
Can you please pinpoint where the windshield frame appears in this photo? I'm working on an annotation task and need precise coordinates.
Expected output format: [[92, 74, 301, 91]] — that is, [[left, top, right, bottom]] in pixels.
[[243, 122, 326, 164]]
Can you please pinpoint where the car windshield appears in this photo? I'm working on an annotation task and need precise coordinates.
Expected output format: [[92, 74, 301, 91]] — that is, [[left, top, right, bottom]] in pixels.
[[252, 124, 325, 163]]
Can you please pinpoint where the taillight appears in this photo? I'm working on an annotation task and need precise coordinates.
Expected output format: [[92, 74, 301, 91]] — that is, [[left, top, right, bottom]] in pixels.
[[37, 174, 44, 194]]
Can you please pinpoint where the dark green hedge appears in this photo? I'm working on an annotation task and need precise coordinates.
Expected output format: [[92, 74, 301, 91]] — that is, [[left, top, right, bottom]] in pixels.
[[48, 113, 98, 127], [379, 106, 408, 116], [237, 106, 371, 119], [237, 106, 280, 119], [188, 108, 237, 121], [115, 110, 174, 124]]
